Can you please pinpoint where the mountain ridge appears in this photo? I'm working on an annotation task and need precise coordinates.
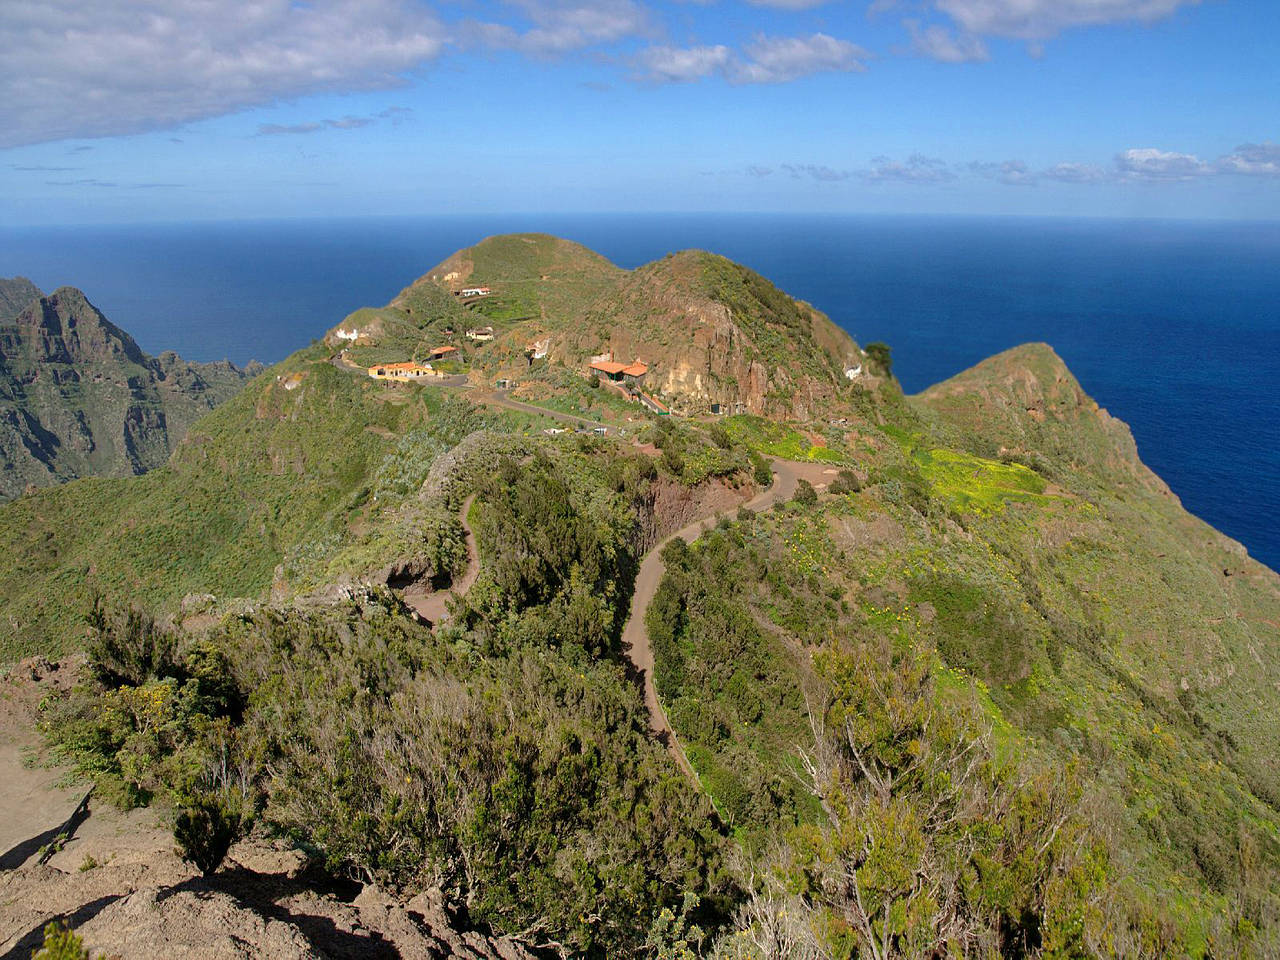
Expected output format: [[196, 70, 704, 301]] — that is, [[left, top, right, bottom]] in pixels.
[[0, 281, 255, 499], [0, 237, 1276, 955]]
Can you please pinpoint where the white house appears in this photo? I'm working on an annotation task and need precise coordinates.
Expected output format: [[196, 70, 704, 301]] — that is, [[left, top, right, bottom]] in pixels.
[[844, 364, 864, 381], [466, 326, 495, 342]]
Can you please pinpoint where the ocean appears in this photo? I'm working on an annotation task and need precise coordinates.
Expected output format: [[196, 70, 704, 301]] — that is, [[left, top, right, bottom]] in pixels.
[[1, 213, 1277, 572]]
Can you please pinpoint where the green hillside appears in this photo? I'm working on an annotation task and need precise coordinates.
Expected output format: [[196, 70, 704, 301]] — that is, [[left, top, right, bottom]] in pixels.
[[5, 239, 1278, 956]]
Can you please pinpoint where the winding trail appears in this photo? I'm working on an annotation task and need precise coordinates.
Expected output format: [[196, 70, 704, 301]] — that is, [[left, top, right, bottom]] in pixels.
[[327, 352, 835, 782], [619, 459, 838, 782], [402, 494, 477, 627]]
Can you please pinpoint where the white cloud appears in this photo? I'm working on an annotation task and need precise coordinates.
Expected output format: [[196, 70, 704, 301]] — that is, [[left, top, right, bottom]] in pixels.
[[470, 0, 652, 56], [1115, 147, 1211, 180], [905, 20, 988, 62], [863, 153, 955, 183], [934, 0, 1200, 41], [731, 33, 869, 83], [256, 108, 411, 136], [782, 163, 850, 181], [1217, 142, 1280, 177], [971, 159, 1036, 185], [635, 44, 733, 82], [636, 33, 867, 85], [0, 0, 446, 148], [1041, 161, 1110, 183]]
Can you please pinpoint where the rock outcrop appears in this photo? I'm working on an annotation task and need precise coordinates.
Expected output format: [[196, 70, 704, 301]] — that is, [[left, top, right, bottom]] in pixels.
[[0, 282, 256, 499]]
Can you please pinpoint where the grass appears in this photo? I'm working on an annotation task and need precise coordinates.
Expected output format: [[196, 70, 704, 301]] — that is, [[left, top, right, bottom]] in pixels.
[[722, 414, 851, 464], [914, 447, 1052, 515]]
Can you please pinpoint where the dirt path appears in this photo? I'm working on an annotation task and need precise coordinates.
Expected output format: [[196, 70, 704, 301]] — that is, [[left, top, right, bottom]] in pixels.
[[619, 459, 838, 783], [402, 494, 478, 627]]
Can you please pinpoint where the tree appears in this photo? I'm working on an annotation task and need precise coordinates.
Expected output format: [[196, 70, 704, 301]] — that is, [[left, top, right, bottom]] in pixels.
[[793, 479, 817, 506], [864, 342, 892, 377]]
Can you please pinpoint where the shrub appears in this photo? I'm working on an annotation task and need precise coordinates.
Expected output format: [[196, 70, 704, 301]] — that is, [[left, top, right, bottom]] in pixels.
[[174, 792, 243, 877], [792, 479, 817, 506], [707, 423, 732, 450], [85, 599, 179, 688], [662, 446, 686, 477], [35, 921, 89, 960], [829, 468, 861, 495], [750, 453, 772, 487], [864, 341, 892, 376]]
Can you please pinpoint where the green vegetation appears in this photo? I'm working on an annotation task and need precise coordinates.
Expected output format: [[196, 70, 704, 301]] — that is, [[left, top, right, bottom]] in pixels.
[[915, 446, 1053, 514], [174, 793, 243, 877], [864, 340, 892, 376], [7, 241, 1280, 956], [44, 586, 732, 956], [722, 414, 850, 464], [34, 921, 89, 960]]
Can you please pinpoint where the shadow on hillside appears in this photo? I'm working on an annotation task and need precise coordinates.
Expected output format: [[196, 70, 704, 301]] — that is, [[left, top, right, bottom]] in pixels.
[[4, 895, 123, 959], [0, 791, 93, 871], [169, 863, 403, 960]]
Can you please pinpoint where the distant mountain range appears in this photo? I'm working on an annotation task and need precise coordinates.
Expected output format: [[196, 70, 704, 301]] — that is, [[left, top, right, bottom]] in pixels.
[[0, 278, 256, 499]]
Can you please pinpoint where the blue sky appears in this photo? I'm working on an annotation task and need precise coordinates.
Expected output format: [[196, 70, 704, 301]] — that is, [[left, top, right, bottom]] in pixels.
[[1, 0, 1277, 224]]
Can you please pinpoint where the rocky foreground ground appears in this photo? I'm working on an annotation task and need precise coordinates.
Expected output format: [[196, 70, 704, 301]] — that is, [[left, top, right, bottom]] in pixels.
[[0, 659, 535, 960]]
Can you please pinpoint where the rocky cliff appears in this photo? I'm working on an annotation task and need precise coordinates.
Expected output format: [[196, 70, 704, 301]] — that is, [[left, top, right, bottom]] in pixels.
[[0, 282, 255, 499]]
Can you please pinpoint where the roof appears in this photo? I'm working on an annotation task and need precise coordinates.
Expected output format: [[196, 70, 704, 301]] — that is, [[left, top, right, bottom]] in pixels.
[[429, 345, 458, 355], [589, 360, 628, 375], [589, 359, 648, 376]]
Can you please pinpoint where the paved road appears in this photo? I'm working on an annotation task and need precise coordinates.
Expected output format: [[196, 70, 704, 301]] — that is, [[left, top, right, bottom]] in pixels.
[[618, 459, 838, 782]]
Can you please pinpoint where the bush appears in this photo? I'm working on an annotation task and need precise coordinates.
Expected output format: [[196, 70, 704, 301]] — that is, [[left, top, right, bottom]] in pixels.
[[829, 468, 861, 495], [35, 922, 89, 960], [792, 479, 817, 506], [174, 792, 243, 877], [864, 341, 892, 377], [750, 453, 772, 487], [662, 446, 686, 477], [85, 599, 179, 688], [707, 423, 732, 450]]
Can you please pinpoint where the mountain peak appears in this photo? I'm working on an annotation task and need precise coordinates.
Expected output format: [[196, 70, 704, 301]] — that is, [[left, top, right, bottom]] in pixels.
[[915, 341, 1164, 490], [0, 276, 43, 322]]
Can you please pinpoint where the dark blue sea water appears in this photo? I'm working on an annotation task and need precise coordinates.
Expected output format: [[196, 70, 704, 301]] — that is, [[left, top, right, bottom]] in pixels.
[[1, 214, 1277, 571]]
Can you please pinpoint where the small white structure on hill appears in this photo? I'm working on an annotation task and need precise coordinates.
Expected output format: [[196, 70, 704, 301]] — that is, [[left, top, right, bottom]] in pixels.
[[334, 327, 361, 342], [844, 364, 863, 380], [459, 286, 491, 297], [466, 326, 495, 342]]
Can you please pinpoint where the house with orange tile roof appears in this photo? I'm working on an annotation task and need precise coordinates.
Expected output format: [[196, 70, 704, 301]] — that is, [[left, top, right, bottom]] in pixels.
[[367, 361, 442, 382]]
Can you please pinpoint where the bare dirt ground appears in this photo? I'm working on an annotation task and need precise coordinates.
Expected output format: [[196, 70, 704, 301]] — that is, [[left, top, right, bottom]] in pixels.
[[0, 657, 84, 873]]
